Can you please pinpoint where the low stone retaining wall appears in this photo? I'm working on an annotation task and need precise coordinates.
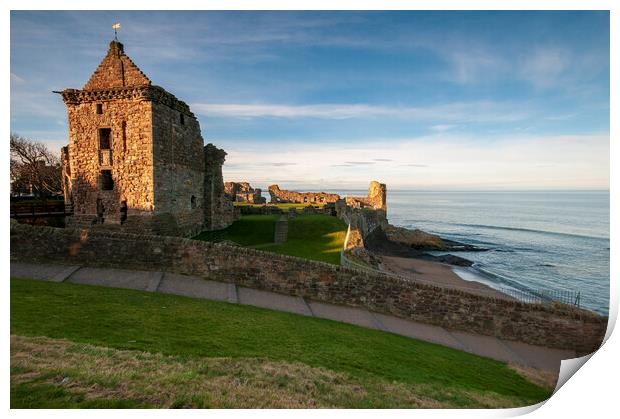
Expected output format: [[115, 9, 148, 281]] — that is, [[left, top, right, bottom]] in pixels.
[[10, 223, 606, 355]]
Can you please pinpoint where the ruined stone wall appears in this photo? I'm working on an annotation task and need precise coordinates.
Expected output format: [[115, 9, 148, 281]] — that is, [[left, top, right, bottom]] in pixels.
[[224, 182, 266, 204], [152, 101, 205, 236], [204, 144, 234, 230], [345, 181, 387, 210], [60, 146, 72, 205], [64, 98, 155, 228], [339, 205, 389, 249], [268, 185, 340, 204], [11, 222, 607, 355]]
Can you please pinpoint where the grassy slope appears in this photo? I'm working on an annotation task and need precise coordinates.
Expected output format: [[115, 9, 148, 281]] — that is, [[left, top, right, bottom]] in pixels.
[[193, 215, 278, 246], [10, 278, 551, 408], [194, 214, 347, 265], [265, 215, 346, 264]]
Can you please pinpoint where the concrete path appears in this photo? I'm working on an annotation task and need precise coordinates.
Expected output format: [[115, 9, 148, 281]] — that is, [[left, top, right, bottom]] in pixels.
[[11, 261, 575, 373]]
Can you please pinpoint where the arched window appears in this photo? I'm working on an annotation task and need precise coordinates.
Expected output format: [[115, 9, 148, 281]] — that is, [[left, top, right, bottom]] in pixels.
[[190, 195, 197, 209]]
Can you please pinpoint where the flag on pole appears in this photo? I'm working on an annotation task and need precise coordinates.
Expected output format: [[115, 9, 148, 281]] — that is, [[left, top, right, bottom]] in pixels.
[[112, 23, 121, 29]]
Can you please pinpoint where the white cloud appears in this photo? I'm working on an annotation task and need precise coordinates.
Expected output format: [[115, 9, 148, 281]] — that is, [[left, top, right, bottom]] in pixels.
[[221, 133, 609, 190], [519, 47, 570, 88], [444, 48, 505, 84], [11, 73, 26, 84], [192, 101, 531, 123]]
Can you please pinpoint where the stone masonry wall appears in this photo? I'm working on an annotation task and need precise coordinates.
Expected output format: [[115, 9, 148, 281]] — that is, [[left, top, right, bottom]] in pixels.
[[204, 144, 234, 230], [345, 181, 387, 210], [152, 101, 205, 237], [59, 40, 232, 237], [224, 182, 266, 204], [11, 223, 606, 355], [268, 185, 341, 204], [84, 41, 151, 90], [64, 98, 155, 226]]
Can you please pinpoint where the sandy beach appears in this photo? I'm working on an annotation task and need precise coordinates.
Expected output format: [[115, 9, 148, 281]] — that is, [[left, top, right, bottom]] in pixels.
[[379, 255, 511, 299]]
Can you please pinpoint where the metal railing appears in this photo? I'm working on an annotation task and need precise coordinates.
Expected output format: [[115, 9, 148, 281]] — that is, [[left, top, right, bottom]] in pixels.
[[496, 287, 581, 307], [10, 201, 73, 218]]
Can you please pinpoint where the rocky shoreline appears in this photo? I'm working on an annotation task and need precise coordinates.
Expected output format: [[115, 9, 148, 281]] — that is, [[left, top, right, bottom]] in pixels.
[[365, 224, 486, 267]]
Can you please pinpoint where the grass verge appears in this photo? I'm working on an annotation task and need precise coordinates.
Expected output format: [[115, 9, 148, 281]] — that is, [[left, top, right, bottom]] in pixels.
[[11, 278, 552, 408]]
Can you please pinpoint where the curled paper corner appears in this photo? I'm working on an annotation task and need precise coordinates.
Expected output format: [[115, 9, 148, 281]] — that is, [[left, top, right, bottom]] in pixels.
[[508, 308, 616, 416], [551, 307, 616, 396], [554, 352, 595, 393]]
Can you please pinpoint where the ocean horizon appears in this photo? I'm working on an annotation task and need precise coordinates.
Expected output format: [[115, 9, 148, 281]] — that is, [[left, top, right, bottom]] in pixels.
[[257, 188, 609, 315]]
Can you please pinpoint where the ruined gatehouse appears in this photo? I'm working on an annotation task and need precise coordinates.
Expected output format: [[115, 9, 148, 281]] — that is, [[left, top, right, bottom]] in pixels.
[[58, 40, 233, 236]]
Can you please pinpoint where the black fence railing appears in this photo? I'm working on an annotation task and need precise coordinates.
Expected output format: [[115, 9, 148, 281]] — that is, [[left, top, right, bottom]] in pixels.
[[10, 201, 73, 218], [495, 286, 581, 307]]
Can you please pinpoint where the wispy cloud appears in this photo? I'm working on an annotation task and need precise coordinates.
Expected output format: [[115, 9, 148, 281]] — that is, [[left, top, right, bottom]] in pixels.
[[519, 47, 570, 89], [192, 101, 531, 123], [430, 124, 456, 132], [222, 133, 609, 189], [444, 47, 505, 85], [11, 73, 26, 83]]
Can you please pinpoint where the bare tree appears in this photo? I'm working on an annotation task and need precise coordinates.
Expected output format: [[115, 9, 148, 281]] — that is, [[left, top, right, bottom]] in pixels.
[[10, 133, 62, 198]]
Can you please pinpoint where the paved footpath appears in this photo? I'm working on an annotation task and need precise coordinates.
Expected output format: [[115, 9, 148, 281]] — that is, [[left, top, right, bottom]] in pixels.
[[11, 261, 575, 373]]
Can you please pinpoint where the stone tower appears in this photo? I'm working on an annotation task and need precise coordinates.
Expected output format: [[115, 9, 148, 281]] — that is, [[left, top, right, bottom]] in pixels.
[[59, 40, 233, 236]]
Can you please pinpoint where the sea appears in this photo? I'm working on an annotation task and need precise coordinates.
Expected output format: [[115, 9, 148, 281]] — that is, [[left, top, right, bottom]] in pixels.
[[260, 188, 609, 315], [384, 190, 610, 316]]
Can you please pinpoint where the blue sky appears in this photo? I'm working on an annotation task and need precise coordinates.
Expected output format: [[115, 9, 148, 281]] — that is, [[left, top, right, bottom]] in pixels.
[[10, 11, 609, 190]]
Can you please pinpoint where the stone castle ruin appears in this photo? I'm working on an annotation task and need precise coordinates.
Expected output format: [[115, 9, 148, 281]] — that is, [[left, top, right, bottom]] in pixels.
[[58, 40, 233, 236], [268, 181, 386, 211], [268, 185, 341, 205], [345, 180, 387, 211], [224, 182, 266, 204]]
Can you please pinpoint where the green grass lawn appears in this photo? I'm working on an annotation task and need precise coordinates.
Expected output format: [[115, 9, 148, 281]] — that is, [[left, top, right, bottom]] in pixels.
[[10, 278, 552, 408], [234, 202, 326, 209], [194, 214, 347, 265], [193, 215, 278, 246], [265, 215, 346, 264]]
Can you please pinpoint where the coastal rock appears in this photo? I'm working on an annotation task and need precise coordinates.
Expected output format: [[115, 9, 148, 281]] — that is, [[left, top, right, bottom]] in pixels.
[[432, 254, 473, 267], [384, 225, 445, 249]]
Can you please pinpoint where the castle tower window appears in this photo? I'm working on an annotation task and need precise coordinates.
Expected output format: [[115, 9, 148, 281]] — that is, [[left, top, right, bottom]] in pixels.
[[120, 200, 128, 224], [99, 128, 111, 150], [191, 195, 197, 209], [96, 103, 103, 114], [121, 121, 127, 152], [180, 113, 185, 125], [100, 170, 114, 190]]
